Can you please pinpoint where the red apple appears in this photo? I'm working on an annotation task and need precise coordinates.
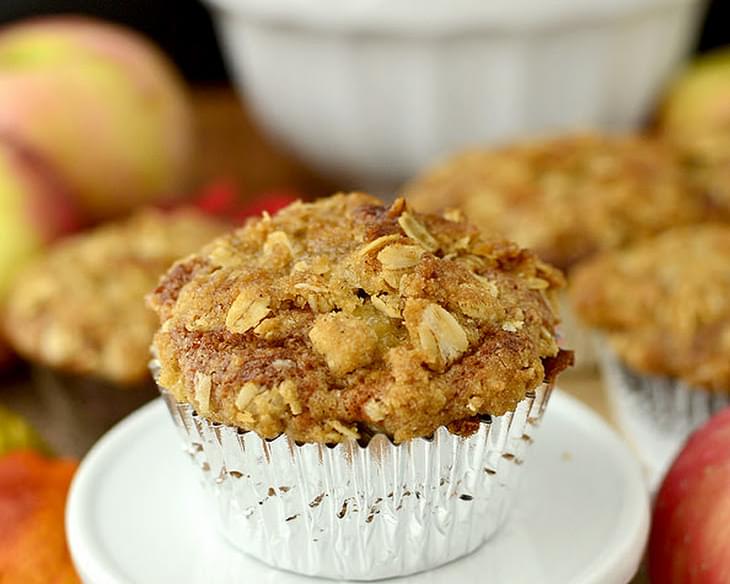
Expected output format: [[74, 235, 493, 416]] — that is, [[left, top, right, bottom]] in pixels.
[[648, 407, 730, 584], [0, 138, 81, 369], [189, 179, 300, 222], [0, 16, 194, 219], [0, 138, 80, 299]]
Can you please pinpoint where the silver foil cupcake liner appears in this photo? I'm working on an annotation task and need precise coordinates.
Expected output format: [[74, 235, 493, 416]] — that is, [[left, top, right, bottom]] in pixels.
[[597, 344, 730, 490], [158, 382, 552, 581]]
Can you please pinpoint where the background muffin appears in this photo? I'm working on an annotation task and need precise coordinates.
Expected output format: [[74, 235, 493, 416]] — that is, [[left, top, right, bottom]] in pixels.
[[571, 224, 730, 486], [149, 193, 571, 579], [405, 132, 715, 369], [2, 208, 225, 456], [4, 208, 225, 385], [404, 133, 707, 271], [572, 224, 730, 390]]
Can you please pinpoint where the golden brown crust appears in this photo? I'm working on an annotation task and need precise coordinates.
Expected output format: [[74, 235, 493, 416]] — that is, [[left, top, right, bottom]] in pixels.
[[3, 209, 225, 384], [668, 134, 730, 216], [570, 224, 730, 393], [404, 133, 708, 271], [149, 193, 569, 444]]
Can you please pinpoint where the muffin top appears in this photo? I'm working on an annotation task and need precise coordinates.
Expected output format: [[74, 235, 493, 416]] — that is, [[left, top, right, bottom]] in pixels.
[[571, 224, 730, 392], [3, 208, 225, 385], [149, 193, 571, 444], [404, 133, 707, 271]]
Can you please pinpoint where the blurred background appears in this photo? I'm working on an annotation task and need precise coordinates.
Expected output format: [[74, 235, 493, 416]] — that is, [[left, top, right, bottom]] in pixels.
[[1, 0, 230, 83], [0, 2, 729, 582], [2, 0, 728, 82]]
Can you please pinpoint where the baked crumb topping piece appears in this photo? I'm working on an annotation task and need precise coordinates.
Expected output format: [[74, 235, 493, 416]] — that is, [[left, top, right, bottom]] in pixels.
[[3, 209, 225, 384], [150, 193, 570, 443], [404, 133, 709, 271], [670, 133, 730, 217], [571, 224, 730, 393]]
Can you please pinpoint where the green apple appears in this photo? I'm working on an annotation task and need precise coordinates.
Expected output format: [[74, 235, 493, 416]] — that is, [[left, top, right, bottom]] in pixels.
[[0, 17, 194, 219], [0, 406, 49, 457]]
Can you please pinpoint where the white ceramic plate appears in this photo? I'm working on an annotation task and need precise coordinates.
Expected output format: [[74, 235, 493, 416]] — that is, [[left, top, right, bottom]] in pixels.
[[67, 390, 649, 584]]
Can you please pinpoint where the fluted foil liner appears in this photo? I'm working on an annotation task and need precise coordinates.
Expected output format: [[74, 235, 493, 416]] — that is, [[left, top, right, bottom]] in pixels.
[[158, 384, 551, 580], [597, 344, 730, 490]]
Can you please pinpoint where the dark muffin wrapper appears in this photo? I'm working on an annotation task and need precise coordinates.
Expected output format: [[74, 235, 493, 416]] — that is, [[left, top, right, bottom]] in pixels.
[[27, 368, 158, 457]]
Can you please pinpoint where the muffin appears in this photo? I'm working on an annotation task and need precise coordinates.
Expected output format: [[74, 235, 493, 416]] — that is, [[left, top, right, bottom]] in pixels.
[[404, 132, 709, 368], [404, 133, 706, 270], [149, 193, 571, 579], [3, 208, 225, 455], [571, 224, 730, 487]]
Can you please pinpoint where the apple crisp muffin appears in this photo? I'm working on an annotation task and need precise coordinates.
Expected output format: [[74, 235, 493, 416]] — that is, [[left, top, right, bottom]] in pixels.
[[571, 224, 730, 392], [149, 193, 571, 443], [3, 208, 225, 384], [404, 133, 708, 271]]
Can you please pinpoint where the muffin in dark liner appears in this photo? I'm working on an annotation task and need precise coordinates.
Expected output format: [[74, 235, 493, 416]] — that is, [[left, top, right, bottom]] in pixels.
[[30, 369, 158, 457], [2, 209, 226, 455]]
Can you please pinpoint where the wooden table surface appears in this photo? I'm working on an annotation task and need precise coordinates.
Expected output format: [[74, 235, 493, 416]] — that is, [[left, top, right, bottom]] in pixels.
[[0, 86, 648, 583]]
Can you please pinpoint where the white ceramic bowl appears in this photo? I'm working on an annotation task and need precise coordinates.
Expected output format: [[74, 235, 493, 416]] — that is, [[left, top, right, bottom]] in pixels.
[[206, 0, 706, 190]]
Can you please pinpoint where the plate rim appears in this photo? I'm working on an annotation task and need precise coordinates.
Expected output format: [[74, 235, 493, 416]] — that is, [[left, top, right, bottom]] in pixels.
[[66, 389, 649, 584]]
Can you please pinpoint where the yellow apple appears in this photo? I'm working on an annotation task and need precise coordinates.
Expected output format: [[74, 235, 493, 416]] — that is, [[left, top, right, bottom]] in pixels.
[[659, 47, 730, 145], [658, 47, 730, 212]]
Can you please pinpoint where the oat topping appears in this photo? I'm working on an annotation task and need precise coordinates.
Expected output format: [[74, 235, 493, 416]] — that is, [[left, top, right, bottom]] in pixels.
[[415, 303, 469, 369], [225, 288, 271, 334], [663, 132, 730, 217], [571, 224, 730, 392], [149, 193, 569, 443], [404, 133, 709, 271]]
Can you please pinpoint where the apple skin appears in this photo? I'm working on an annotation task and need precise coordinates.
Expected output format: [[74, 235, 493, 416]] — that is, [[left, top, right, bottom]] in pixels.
[[648, 407, 730, 584], [659, 48, 730, 147], [0, 139, 80, 299], [0, 450, 79, 583], [0, 17, 194, 219]]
